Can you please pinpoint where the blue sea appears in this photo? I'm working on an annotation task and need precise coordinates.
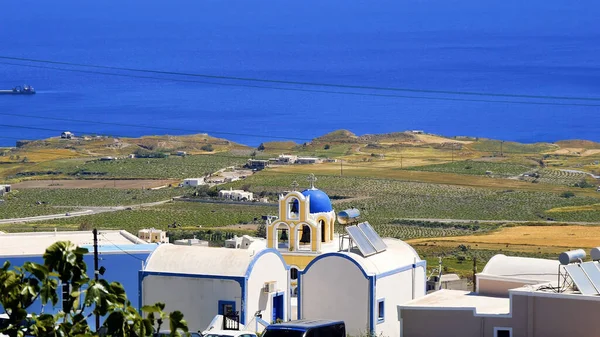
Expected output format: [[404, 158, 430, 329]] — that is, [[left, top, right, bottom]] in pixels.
[[1, 0, 599, 147]]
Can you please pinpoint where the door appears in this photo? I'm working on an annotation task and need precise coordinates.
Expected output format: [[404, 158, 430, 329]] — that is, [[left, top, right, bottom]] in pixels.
[[272, 293, 284, 322]]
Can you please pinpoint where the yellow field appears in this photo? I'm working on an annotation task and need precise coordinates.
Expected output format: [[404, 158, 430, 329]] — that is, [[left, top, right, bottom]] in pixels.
[[547, 204, 600, 213], [409, 225, 600, 250]]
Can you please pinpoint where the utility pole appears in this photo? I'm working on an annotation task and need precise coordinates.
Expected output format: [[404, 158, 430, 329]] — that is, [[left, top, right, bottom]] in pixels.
[[340, 159, 343, 176], [500, 141, 504, 157], [451, 144, 454, 162], [93, 228, 100, 330]]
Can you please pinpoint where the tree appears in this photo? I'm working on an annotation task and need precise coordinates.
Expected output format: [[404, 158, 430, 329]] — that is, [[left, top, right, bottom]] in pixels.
[[200, 144, 213, 152], [257, 143, 265, 151], [255, 223, 267, 238], [0, 240, 188, 337]]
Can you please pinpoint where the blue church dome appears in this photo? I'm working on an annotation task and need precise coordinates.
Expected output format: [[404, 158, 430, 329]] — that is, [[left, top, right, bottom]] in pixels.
[[301, 188, 333, 213]]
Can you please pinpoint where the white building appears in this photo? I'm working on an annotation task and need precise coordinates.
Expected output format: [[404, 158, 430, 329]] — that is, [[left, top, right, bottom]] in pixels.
[[225, 235, 261, 249], [61, 131, 74, 139], [140, 244, 290, 332], [138, 228, 169, 243], [296, 157, 321, 164], [0, 184, 10, 196], [298, 237, 426, 337], [277, 154, 298, 164], [219, 188, 253, 201], [182, 178, 205, 187], [173, 237, 209, 247]]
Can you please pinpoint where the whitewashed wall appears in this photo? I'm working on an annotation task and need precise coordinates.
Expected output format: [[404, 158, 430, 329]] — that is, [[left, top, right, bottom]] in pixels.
[[375, 266, 426, 337], [247, 252, 289, 325], [300, 256, 369, 336], [143, 276, 241, 331]]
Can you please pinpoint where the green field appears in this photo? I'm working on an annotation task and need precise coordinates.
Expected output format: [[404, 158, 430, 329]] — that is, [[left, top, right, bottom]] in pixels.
[[225, 173, 600, 222], [405, 160, 533, 177], [5, 153, 248, 180], [11, 201, 275, 233], [0, 188, 183, 219]]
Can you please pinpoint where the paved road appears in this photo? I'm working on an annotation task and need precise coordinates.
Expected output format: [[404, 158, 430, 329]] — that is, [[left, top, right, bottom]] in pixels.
[[401, 218, 600, 225], [0, 199, 175, 224]]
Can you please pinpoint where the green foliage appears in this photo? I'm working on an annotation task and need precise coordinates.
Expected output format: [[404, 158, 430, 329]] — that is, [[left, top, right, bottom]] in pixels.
[[406, 160, 532, 177], [0, 241, 187, 337], [257, 143, 265, 151], [200, 144, 214, 152], [560, 191, 575, 198], [470, 140, 557, 154], [133, 148, 169, 159]]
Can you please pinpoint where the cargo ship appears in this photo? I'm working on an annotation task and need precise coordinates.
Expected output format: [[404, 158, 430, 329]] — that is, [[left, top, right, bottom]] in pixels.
[[0, 85, 36, 95]]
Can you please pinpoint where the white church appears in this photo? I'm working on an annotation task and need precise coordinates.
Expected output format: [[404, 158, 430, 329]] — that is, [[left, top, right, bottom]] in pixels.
[[138, 174, 427, 337]]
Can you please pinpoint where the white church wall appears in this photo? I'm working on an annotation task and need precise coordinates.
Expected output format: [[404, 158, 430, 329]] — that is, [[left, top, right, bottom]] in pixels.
[[300, 256, 370, 336], [142, 276, 241, 332], [247, 252, 289, 326], [375, 266, 427, 337]]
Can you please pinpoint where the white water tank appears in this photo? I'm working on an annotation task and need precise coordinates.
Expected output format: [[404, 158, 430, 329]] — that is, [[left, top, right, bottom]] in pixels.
[[591, 247, 600, 261], [559, 249, 586, 265]]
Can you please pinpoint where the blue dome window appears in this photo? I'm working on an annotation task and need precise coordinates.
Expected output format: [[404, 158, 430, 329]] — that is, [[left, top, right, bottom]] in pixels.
[[301, 188, 333, 213]]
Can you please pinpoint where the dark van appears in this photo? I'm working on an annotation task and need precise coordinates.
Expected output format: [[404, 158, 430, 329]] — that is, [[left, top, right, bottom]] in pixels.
[[262, 319, 345, 337]]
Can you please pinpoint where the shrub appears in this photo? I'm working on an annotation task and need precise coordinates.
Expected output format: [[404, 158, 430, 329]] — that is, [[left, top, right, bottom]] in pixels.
[[560, 191, 575, 198]]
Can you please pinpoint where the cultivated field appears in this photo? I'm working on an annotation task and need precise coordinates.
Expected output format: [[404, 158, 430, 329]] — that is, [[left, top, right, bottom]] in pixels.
[[12, 179, 178, 189]]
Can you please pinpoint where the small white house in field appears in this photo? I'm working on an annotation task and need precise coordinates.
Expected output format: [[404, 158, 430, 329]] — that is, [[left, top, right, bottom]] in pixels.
[[298, 236, 426, 337], [219, 189, 253, 201], [182, 178, 205, 187], [140, 244, 290, 333]]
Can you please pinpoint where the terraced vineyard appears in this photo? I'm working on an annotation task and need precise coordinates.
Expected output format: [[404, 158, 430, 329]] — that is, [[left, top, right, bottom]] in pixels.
[[519, 169, 590, 186], [227, 173, 600, 222], [406, 160, 532, 177]]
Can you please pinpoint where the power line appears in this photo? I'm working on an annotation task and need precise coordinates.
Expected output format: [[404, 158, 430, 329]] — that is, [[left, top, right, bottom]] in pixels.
[[99, 233, 145, 261], [2, 55, 599, 102]]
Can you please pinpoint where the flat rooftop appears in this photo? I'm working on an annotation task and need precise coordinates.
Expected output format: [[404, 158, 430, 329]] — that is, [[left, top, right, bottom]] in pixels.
[[0, 230, 151, 256], [400, 289, 510, 315]]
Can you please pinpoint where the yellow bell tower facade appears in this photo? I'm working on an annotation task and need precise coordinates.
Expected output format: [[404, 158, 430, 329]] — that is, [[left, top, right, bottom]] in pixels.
[[266, 175, 336, 293]]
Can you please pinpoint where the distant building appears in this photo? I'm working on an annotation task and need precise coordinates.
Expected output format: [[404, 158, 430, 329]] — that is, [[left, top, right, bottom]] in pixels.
[[247, 159, 269, 171], [173, 237, 209, 247], [410, 130, 424, 134], [426, 273, 469, 293], [138, 228, 169, 243], [0, 184, 11, 196], [128, 154, 136, 159], [100, 156, 115, 161], [277, 154, 298, 164], [219, 188, 253, 201], [61, 131, 74, 139], [224, 235, 261, 249], [296, 157, 321, 164], [181, 178, 205, 187]]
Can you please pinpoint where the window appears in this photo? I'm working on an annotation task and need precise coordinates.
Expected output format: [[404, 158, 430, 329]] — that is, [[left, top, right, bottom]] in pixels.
[[377, 298, 385, 323], [218, 300, 236, 316], [494, 327, 512, 337], [290, 267, 298, 280]]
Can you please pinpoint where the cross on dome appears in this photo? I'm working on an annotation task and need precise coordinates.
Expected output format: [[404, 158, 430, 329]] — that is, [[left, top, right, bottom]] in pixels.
[[291, 180, 299, 191], [307, 173, 317, 189]]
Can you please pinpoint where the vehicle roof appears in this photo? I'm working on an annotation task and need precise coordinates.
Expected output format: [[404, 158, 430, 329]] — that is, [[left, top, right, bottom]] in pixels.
[[266, 319, 344, 330], [202, 330, 256, 336]]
